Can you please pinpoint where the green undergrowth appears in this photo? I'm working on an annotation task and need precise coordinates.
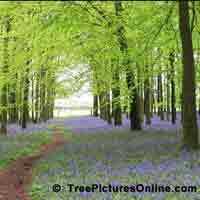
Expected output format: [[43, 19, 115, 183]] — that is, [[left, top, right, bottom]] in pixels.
[[0, 131, 51, 169]]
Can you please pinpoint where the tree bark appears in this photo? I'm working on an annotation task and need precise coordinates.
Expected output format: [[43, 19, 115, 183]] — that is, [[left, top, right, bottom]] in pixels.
[[9, 74, 18, 123], [40, 66, 47, 122], [199, 88, 200, 116], [157, 75, 164, 120], [114, 1, 141, 130], [22, 64, 30, 129], [179, 1, 199, 149], [0, 16, 10, 135], [137, 63, 144, 124], [34, 73, 40, 123], [106, 91, 112, 124], [169, 51, 176, 124], [144, 65, 151, 125], [31, 73, 35, 122], [99, 93, 105, 120], [93, 95, 98, 117], [166, 67, 170, 121], [112, 66, 122, 126]]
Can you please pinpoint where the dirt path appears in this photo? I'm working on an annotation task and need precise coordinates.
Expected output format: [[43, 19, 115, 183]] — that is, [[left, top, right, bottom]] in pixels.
[[0, 128, 65, 200]]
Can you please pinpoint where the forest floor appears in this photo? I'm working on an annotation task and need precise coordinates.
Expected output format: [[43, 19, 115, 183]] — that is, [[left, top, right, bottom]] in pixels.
[[29, 115, 200, 200], [1, 114, 200, 199], [6, 114, 185, 136], [0, 127, 65, 200]]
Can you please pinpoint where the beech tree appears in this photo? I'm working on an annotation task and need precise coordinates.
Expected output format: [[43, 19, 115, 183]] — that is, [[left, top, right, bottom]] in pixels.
[[179, 1, 199, 149]]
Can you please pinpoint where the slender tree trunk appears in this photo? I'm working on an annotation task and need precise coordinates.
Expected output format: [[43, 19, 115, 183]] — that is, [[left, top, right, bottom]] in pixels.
[[112, 67, 122, 126], [137, 63, 144, 124], [139, 93, 144, 124], [157, 74, 164, 120], [157, 76, 161, 116], [159, 74, 164, 120], [199, 88, 200, 116], [40, 66, 46, 122], [22, 64, 30, 129], [31, 73, 35, 122], [179, 1, 199, 149], [166, 66, 170, 121], [106, 91, 112, 124], [93, 95, 98, 117], [144, 65, 151, 125], [127, 71, 141, 130], [169, 51, 176, 124], [45, 71, 53, 120], [18, 75, 23, 125], [35, 73, 40, 123], [0, 16, 10, 135], [99, 93, 105, 120], [180, 92, 183, 123], [9, 76, 18, 123], [50, 73, 55, 119], [49, 92, 55, 119], [151, 91, 155, 116], [150, 75, 153, 118], [114, 1, 141, 130]]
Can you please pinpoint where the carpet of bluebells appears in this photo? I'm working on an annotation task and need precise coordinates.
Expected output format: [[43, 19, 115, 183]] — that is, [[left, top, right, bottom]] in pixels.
[[28, 114, 200, 200], [6, 114, 183, 136]]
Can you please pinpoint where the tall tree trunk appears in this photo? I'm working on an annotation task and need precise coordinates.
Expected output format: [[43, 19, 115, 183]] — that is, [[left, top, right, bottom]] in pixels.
[[49, 73, 55, 119], [40, 66, 46, 122], [144, 65, 151, 125], [151, 91, 155, 116], [139, 91, 144, 124], [112, 66, 122, 126], [93, 95, 98, 117], [179, 1, 198, 149], [150, 72, 153, 118], [45, 71, 54, 120], [18, 75, 23, 125], [114, 1, 141, 130], [9, 75, 18, 123], [157, 74, 164, 120], [127, 72, 141, 130], [180, 92, 183, 123], [157, 75, 161, 117], [166, 66, 170, 121], [22, 64, 30, 129], [159, 74, 164, 120], [137, 63, 144, 124], [0, 16, 10, 135], [34, 73, 40, 123], [99, 93, 106, 120], [199, 87, 200, 116], [106, 91, 112, 124], [31, 73, 35, 122], [169, 51, 176, 124]]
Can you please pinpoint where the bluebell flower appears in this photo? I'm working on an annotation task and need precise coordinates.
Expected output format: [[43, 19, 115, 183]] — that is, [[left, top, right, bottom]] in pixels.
[[136, 160, 155, 175], [105, 191, 111, 200], [68, 159, 80, 176]]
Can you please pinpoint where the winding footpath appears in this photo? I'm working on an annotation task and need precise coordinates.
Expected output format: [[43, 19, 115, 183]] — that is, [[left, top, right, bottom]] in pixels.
[[0, 128, 65, 200]]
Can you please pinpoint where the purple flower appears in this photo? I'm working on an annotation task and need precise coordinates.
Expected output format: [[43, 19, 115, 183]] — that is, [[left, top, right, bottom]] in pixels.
[[80, 190, 93, 198], [68, 159, 80, 176], [136, 160, 155, 175]]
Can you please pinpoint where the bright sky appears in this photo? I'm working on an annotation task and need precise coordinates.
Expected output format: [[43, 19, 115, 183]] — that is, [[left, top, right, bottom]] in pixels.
[[55, 63, 93, 108], [55, 83, 93, 108]]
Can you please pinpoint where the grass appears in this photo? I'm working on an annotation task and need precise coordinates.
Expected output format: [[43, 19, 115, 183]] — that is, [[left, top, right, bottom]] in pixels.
[[29, 129, 200, 200], [0, 131, 51, 170]]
